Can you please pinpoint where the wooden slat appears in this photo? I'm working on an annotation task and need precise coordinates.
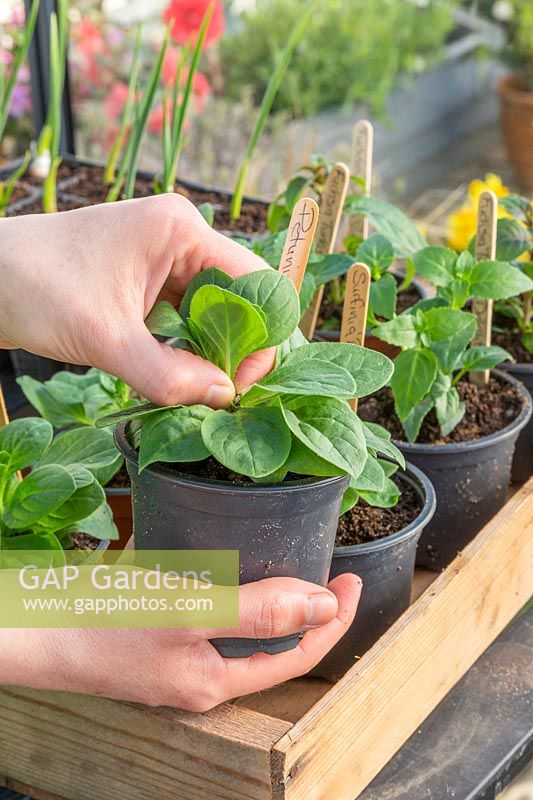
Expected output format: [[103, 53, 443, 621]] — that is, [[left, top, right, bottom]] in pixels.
[[300, 163, 350, 339], [272, 479, 533, 800], [0, 688, 291, 800]]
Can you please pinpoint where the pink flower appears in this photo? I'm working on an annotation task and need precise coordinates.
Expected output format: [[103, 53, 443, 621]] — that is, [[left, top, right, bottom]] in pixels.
[[162, 50, 212, 112], [163, 0, 224, 48], [10, 82, 31, 118], [191, 70, 211, 112], [148, 100, 171, 135], [104, 82, 130, 120]]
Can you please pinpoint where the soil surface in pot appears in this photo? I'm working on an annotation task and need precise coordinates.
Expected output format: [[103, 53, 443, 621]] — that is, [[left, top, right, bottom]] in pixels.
[[70, 532, 99, 551], [335, 477, 421, 546], [359, 376, 523, 445], [317, 278, 422, 331], [106, 465, 131, 489], [146, 455, 306, 485], [8, 182, 32, 205], [54, 162, 268, 235], [492, 313, 532, 364]]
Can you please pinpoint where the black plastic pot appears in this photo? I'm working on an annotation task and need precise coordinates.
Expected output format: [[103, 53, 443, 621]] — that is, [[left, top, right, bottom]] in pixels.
[[115, 423, 349, 658], [499, 361, 533, 484], [395, 370, 532, 571], [312, 462, 436, 681]]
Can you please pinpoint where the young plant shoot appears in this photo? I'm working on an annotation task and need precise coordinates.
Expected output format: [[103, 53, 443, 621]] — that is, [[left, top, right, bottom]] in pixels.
[[103, 25, 143, 186], [32, 0, 68, 213], [0, 418, 119, 552], [0, 0, 39, 141], [107, 28, 170, 202], [156, 4, 213, 193], [230, 0, 317, 221], [0, 151, 31, 217], [374, 246, 533, 442], [97, 267, 402, 513]]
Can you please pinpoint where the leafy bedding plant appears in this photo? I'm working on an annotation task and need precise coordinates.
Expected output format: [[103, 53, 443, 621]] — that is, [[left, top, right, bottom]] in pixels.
[[372, 246, 533, 441], [490, 194, 533, 356], [17, 369, 139, 486], [97, 267, 403, 510], [0, 418, 119, 553]]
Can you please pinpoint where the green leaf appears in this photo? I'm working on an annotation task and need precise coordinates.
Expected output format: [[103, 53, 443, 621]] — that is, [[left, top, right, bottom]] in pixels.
[[356, 234, 394, 276], [403, 296, 449, 316], [228, 269, 300, 347], [1, 531, 64, 553], [189, 285, 268, 378], [422, 308, 477, 374], [373, 314, 419, 349], [280, 396, 367, 481], [459, 345, 512, 373], [201, 405, 292, 479], [284, 438, 345, 478], [358, 476, 401, 508], [0, 418, 53, 477], [412, 246, 456, 287], [4, 465, 76, 530], [145, 301, 191, 339], [351, 454, 386, 492], [470, 261, 533, 300], [38, 427, 120, 477], [391, 349, 437, 421], [179, 268, 234, 319], [17, 375, 87, 427], [361, 421, 405, 469], [198, 202, 215, 226], [299, 272, 317, 315], [96, 402, 185, 428], [71, 501, 119, 541], [340, 484, 359, 515], [242, 358, 357, 405], [40, 474, 106, 531], [401, 396, 434, 443], [280, 342, 394, 397], [345, 195, 427, 258], [434, 387, 465, 437], [369, 273, 397, 320], [138, 406, 212, 471], [307, 253, 354, 286], [276, 327, 308, 367], [499, 194, 532, 223], [495, 218, 530, 261]]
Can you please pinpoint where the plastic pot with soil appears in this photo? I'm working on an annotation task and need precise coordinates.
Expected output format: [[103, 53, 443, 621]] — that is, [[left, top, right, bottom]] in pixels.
[[359, 370, 532, 570], [116, 423, 348, 657], [312, 461, 436, 681]]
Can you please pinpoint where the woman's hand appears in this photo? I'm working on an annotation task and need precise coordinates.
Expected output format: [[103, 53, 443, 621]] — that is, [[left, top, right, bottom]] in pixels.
[[0, 195, 274, 407], [0, 575, 360, 710]]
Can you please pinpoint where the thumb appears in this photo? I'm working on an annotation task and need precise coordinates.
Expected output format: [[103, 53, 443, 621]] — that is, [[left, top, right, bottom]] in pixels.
[[109, 328, 235, 408]]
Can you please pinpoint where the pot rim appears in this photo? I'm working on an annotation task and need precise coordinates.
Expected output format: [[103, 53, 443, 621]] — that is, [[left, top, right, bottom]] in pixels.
[[500, 359, 533, 376], [498, 72, 533, 106], [332, 460, 436, 556], [104, 485, 131, 496], [114, 423, 349, 496], [393, 369, 532, 455]]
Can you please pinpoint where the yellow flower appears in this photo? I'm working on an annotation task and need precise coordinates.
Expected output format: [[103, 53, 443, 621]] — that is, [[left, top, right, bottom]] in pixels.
[[447, 173, 513, 251]]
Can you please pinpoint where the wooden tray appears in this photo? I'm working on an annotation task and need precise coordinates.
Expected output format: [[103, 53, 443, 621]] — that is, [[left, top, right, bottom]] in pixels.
[[0, 479, 531, 800]]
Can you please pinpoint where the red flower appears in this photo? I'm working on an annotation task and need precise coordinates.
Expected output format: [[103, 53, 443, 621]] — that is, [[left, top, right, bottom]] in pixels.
[[163, 0, 224, 48], [162, 49, 212, 112], [104, 82, 130, 120], [148, 99, 172, 135], [191, 71, 211, 112]]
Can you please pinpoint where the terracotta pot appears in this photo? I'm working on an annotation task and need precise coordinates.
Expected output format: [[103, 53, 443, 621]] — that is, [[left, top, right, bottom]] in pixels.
[[105, 487, 133, 550], [498, 73, 533, 190]]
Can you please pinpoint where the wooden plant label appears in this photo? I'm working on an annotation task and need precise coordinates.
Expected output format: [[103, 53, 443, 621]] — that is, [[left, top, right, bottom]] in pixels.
[[0, 383, 9, 428], [279, 197, 319, 293], [300, 163, 350, 338], [341, 263, 371, 411], [348, 119, 373, 240], [470, 189, 498, 387]]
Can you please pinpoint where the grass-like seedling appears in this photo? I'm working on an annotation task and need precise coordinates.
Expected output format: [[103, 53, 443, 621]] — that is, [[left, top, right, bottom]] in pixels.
[[97, 267, 403, 513], [0, 0, 39, 141], [230, 0, 317, 221], [0, 418, 118, 552], [0, 151, 30, 217]]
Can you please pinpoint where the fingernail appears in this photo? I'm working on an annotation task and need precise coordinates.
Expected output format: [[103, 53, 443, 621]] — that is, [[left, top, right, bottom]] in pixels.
[[206, 383, 235, 408], [306, 592, 338, 628]]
